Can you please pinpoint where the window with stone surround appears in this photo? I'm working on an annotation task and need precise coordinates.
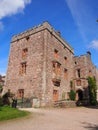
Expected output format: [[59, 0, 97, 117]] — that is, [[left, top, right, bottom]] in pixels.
[[22, 48, 28, 59], [19, 62, 27, 75], [77, 69, 81, 78], [52, 61, 61, 76], [64, 56, 67, 65], [26, 36, 30, 41], [52, 61, 61, 86], [64, 68, 68, 79], [54, 49, 58, 59], [18, 89, 24, 98]]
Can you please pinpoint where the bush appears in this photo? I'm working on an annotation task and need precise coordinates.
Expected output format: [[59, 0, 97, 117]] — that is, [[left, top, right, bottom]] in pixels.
[[69, 90, 76, 101], [87, 77, 97, 106], [2, 92, 11, 105], [1, 91, 14, 106]]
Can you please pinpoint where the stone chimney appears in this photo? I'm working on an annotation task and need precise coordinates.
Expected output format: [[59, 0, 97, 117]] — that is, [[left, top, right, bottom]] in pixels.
[[87, 51, 91, 60]]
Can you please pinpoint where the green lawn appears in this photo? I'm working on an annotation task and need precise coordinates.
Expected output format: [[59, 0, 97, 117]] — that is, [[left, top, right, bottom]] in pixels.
[[0, 106, 30, 121]]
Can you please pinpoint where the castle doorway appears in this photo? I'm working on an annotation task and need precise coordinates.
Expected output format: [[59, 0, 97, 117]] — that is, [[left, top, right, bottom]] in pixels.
[[77, 89, 83, 101]]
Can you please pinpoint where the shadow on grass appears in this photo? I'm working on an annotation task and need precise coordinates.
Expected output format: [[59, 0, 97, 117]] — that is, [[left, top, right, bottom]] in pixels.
[[81, 122, 98, 130]]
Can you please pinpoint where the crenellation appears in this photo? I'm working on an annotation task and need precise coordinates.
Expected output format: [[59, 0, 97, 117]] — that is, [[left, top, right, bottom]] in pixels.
[[11, 22, 74, 55]]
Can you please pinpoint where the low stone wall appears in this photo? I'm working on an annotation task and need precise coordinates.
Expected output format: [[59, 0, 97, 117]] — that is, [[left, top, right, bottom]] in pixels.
[[61, 101, 76, 108], [54, 100, 76, 108]]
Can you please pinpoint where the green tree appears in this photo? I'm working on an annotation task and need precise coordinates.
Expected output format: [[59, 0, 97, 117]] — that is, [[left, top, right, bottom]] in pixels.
[[87, 77, 97, 105]]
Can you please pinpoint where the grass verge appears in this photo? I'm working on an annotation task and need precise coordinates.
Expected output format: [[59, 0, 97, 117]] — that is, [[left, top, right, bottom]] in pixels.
[[0, 106, 30, 121]]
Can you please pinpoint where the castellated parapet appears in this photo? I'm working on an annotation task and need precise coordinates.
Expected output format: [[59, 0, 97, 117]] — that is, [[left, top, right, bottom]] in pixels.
[[11, 22, 74, 54]]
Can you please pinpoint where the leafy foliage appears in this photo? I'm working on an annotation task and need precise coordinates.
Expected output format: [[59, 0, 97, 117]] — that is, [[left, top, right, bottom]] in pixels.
[[0, 90, 14, 106], [69, 90, 76, 101], [87, 77, 97, 105]]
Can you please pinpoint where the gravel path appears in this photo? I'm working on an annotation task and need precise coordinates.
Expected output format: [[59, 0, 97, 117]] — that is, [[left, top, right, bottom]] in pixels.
[[0, 107, 98, 130]]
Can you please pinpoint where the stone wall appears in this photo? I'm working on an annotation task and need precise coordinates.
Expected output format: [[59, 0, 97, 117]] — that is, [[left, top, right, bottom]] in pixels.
[[73, 52, 98, 89], [6, 27, 45, 100], [44, 28, 74, 105]]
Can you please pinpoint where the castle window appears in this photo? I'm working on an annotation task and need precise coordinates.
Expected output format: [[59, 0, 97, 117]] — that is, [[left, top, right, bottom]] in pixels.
[[64, 68, 68, 79], [19, 62, 27, 75], [64, 56, 67, 64], [26, 36, 30, 41], [52, 61, 61, 75], [54, 49, 58, 59], [77, 69, 80, 78], [22, 48, 28, 59], [75, 61, 77, 64], [52, 61, 61, 86], [18, 89, 24, 98]]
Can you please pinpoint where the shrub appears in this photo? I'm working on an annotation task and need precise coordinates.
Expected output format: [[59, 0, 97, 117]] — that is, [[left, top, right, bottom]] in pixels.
[[87, 77, 97, 105], [69, 90, 76, 101], [2, 90, 14, 106]]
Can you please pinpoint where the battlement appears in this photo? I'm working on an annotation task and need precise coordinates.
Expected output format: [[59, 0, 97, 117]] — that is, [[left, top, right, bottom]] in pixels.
[[11, 21, 74, 54], [11, 21, 52, 42]]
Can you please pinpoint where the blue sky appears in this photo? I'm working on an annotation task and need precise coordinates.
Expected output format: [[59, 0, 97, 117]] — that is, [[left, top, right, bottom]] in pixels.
[[0, 0, 98, 75]]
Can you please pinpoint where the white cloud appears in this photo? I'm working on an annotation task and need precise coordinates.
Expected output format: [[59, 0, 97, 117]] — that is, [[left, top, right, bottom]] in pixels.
[[89, 40, 98, 50], [0, 22, 4, 31], [65, 0, 95, 42], [0, 0, 31, 19]]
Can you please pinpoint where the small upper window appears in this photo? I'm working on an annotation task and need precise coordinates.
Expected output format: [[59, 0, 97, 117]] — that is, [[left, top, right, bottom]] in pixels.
[[19, 62, 27, 75], [26, 36, 30, 41], [64, 68, 68, 79], [64, 56, 67, 64], [18, 89, 24, 98], [22, 48, 28, 59], [54, 49, 58, 59], [75, 61, 77, 64]]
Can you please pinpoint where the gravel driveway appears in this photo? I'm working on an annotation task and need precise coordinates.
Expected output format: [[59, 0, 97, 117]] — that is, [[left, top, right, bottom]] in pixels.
[[0, 107, 98, 130]]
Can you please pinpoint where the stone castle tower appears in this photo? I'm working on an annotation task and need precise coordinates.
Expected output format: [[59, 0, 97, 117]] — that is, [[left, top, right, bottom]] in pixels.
[[5, 22, 74, 106], [5, 22, 98, 106]]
